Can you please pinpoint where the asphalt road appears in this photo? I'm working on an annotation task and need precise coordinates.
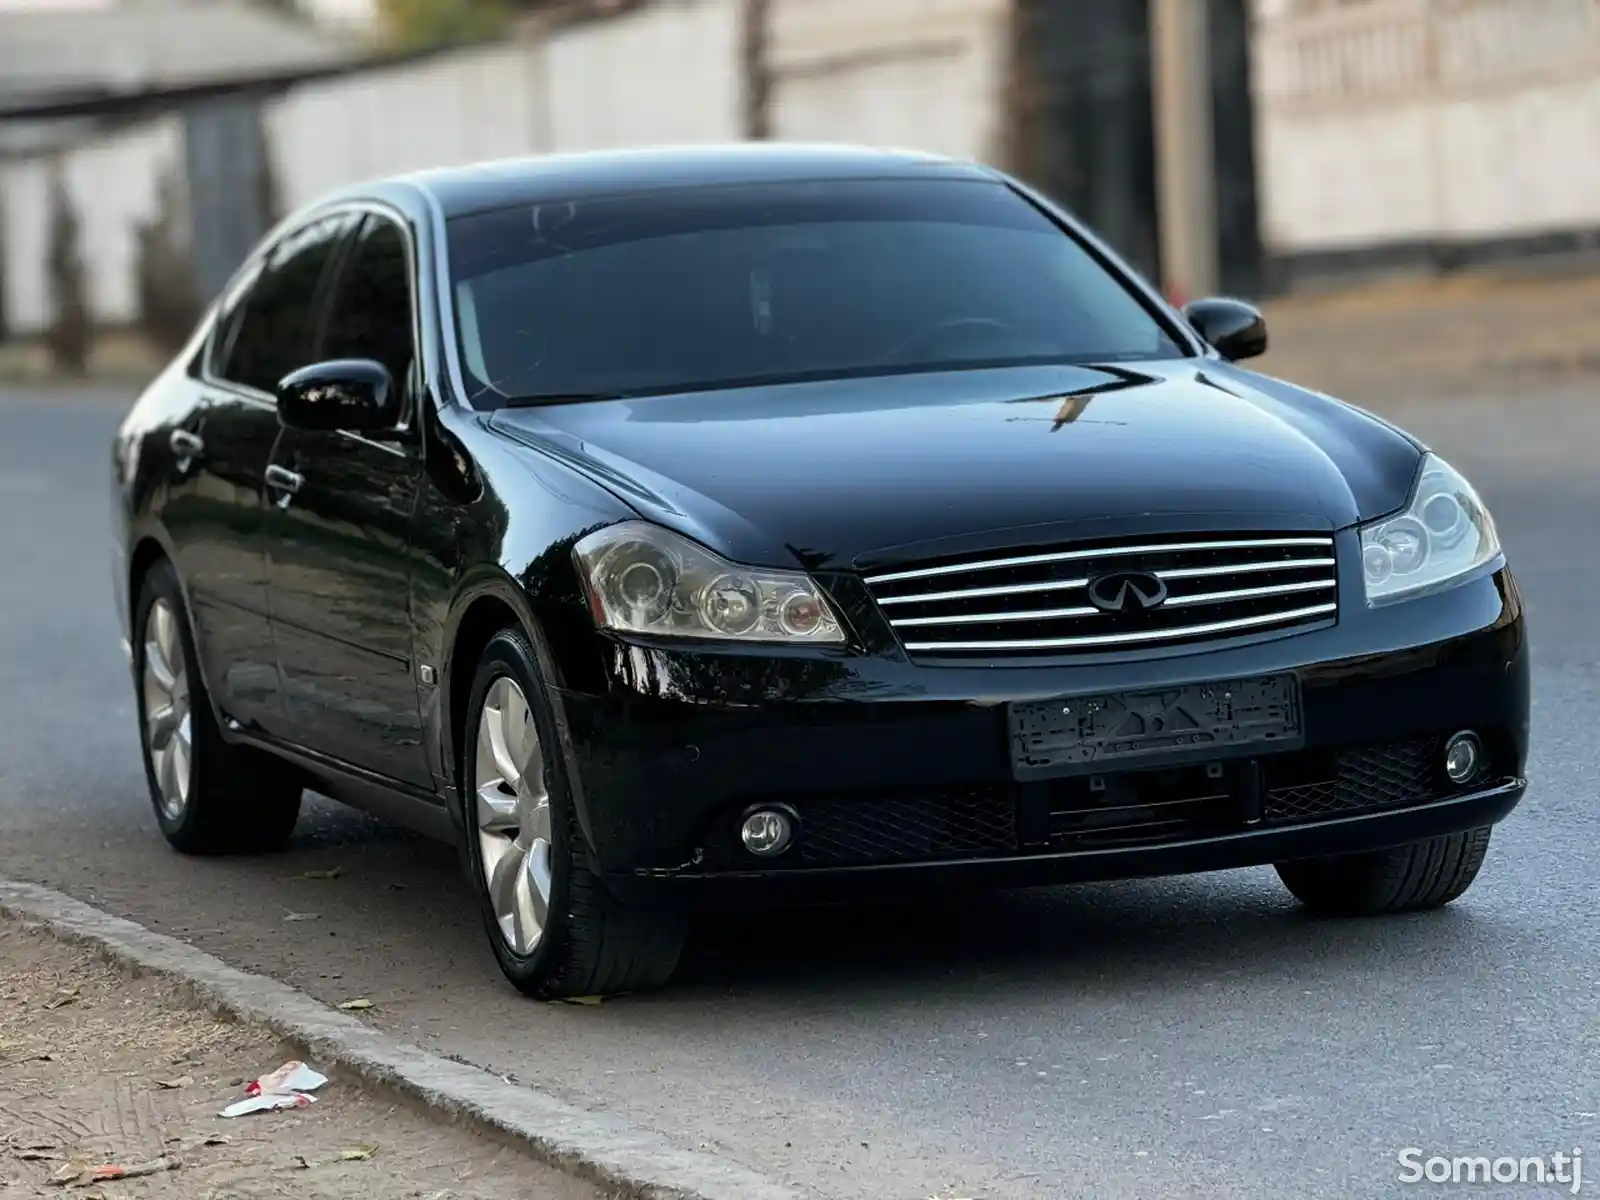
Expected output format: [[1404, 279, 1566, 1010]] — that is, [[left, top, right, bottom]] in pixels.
[[3, 380, 1597, 1200]]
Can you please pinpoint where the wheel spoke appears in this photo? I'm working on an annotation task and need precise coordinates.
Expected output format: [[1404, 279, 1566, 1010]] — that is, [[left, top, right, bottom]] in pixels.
[[169, 731, 191, 804], [526, 840, 552, 932], [156, 603, 181, 674], [147, 702, 182, 750], [503, 685, 533, 772], [523, 795, 552, 844], [155, 742, 178, 807], [144, 635, 176, 695], [476, 783, 519, 834], [484, 701, 521, 789], [487, 839, 529, 950], [512, 856, 542, 948], [479, 828, 512, 879], [517, 735, 546, 810]]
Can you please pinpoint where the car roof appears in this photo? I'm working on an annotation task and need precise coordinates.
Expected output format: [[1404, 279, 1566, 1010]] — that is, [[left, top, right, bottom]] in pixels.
[[386, 143, 999, 218]]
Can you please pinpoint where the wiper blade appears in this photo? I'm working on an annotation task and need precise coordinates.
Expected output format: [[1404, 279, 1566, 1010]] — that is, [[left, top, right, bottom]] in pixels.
[[499, 391, 629, 407]]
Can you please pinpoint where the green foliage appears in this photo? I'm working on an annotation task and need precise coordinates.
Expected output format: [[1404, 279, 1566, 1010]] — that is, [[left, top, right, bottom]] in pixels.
[[378, 0, 513, 49]]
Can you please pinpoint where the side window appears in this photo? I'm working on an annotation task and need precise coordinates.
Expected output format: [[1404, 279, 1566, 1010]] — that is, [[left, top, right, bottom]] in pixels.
[[205, 261, 261, 379], [218, 214, 353, 394], [320, 216, 416, 395]]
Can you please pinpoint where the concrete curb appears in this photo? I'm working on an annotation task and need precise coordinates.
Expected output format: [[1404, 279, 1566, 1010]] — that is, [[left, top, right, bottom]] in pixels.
[[0, 879, 810, 1200]]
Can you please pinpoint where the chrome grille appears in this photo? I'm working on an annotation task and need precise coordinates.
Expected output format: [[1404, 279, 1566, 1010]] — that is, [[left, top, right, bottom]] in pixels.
[[864, 533, 1339, 658]]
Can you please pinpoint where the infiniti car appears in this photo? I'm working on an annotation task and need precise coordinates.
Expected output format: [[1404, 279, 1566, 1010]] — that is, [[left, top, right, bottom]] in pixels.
[[111, 145, 1528, 997]]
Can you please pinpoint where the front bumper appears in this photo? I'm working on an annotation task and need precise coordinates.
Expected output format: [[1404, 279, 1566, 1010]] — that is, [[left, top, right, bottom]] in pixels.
[[551, 567, 1529, 906]]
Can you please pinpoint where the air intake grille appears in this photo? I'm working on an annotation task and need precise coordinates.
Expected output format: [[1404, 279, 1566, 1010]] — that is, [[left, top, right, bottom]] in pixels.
[[864, 533, 1338, 659], [797, 788, 1018, 866], [1265, 738, 1443, 823]]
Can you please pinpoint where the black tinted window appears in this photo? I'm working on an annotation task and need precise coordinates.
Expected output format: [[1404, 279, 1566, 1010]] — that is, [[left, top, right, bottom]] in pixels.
[[221, 214, 352, 393], [446, 179, 1186, 404], [321, 216, 415, 390], [205, 261, 260, 379]]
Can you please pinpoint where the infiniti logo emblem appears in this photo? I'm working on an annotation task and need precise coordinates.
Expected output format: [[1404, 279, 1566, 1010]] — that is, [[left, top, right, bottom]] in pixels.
[[1087, 569, 1170, 614]]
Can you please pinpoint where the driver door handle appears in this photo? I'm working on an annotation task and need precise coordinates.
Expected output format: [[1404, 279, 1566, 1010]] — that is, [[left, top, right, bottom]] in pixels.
[[265, 464, 304, 508], [169, 429, 204, 458]]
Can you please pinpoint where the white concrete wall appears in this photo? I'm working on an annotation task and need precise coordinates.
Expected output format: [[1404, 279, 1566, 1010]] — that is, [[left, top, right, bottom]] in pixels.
[[295, 0, 379, 36], [770, 0, 1010, 164], [268, 0, 745, 211], [0, 1, 741, 336], [1253, 0, 1600, 254], [0, 0, 1016, 336], [14, 0, 1600, 336], [547, 0, 741, 149], [1, 116, 185, 335], [265, 40, 556, 210]]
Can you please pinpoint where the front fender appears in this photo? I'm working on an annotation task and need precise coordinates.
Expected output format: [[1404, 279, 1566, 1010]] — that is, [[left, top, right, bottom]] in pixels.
[[435, 566, 612, 861], [415, 404, 640, 852]]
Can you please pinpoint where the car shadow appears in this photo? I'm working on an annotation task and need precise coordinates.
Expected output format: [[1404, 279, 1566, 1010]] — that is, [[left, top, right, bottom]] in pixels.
[[665, 872, 1498, 1007], [217, 798, 1517, 1017]]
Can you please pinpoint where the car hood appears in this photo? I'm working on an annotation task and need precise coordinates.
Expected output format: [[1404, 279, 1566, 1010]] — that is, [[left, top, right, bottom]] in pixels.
[[487, 361, 1422, 571]]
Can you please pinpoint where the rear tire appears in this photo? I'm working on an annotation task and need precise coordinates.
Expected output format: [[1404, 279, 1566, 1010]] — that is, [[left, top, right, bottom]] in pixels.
[[1275, 827, 1492, 916], [133, 559, 302, 855], [460, 625, 687, 998]]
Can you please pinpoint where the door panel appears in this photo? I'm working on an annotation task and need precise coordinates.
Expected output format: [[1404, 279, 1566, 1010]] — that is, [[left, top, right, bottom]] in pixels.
[[267, 429, 428, 783], [161, 213, 351, 733], [265, 213, 433, 787], [160, 387, 282, 731]]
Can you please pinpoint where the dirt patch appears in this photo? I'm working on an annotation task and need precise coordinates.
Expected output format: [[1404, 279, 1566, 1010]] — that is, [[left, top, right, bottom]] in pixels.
[[0, 923, 608, 1200], [1256, 268, 1600, 402]]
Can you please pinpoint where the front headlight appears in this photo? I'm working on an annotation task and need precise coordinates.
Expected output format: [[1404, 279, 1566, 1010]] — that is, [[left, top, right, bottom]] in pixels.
[[1360, 454, 1502, 606], [573, 522, 846, 645]]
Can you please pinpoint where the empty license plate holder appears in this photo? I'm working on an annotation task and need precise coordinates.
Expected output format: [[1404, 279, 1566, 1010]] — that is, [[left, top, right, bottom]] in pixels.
[[1008, 674, 1303, 780]]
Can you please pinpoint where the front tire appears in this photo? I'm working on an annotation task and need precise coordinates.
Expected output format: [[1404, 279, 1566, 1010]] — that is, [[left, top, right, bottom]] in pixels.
[[133, 559, 302, 854], [460, 626, 686, 998], [1275, 827, 1493, 916]]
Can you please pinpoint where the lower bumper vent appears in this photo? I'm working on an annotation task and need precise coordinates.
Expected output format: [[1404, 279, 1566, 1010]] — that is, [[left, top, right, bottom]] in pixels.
[[703, 735, 1489, 871]]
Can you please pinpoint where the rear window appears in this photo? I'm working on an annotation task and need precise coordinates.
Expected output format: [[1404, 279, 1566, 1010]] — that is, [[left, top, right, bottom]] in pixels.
[[445, 179, 1187, 405]]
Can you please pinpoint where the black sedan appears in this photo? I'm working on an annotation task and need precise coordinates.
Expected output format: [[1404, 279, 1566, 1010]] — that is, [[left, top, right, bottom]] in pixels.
[[111, 145, 1528, 997]]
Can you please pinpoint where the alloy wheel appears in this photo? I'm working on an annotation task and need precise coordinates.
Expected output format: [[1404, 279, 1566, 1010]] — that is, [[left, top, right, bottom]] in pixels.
[[472, 676, 554, 956], [142, 598, 192, 821]]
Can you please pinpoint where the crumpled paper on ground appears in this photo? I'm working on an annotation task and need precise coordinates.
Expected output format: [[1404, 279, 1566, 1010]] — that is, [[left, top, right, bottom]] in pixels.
[[219, 1060, 328, 1118]]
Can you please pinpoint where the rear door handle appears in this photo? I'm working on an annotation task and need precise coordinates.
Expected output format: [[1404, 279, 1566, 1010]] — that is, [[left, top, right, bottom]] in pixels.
[[265, 465, 304, 508], [169, 429, 204, 461]]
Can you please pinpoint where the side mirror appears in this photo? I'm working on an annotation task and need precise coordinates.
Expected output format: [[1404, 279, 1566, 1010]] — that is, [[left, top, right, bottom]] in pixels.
[[276, 359, 399, 434], [1182, 297, 1268, 362]]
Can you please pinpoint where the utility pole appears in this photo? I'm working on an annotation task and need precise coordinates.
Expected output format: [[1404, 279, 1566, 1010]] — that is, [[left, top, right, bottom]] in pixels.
[[1149, 0, 1220, 303], [742, 0, 773, 140]]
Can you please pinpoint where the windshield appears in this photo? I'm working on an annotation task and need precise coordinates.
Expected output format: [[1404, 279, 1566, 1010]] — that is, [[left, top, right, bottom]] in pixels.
[[445, 178, 1189, 405]]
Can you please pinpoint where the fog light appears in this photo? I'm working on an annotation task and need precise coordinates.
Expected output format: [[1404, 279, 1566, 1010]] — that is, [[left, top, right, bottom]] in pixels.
[[1443, 731, 1483, 784], [740, 806, 795, 857]]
